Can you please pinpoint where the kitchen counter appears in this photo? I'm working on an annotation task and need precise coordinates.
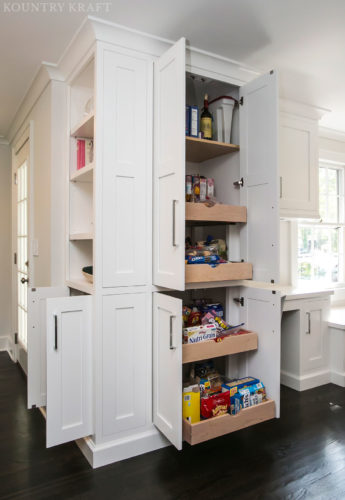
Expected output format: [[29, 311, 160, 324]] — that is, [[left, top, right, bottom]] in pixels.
[[329, 306, 345, 329], [279, 287, 334, 301]]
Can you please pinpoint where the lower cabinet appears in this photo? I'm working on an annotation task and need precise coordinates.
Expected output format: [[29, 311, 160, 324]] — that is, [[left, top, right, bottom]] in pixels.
[[281, 297, 330, 391], [27, 287, 93, 448], [153, 286, 281, 450], [102, 293, 150, 437]]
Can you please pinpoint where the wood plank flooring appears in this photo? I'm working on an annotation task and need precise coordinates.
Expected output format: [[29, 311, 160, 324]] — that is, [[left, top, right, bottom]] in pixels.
[[1, 351, 345, 499]]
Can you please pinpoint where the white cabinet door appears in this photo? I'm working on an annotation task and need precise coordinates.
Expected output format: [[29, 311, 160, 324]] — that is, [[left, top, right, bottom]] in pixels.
[[27, 286, 68, 409], [301, 299, 329, 373], [239, 71, 279, 284], [101, 50, 153, 287], [240, 287, 281, 416], [102, 293, 149, 437], [46, 295, 92, 448], [153, 38, 185, 290], [153, 293, 182, 450], [279, 113, 319, 219]]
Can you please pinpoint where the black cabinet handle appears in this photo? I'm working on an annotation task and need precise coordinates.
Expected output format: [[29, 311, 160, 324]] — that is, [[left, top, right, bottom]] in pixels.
[[54, 315, 58, 350]]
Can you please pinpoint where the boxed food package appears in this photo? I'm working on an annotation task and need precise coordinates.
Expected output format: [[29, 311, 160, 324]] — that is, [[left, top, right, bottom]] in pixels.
[[183, 384, 200, 424], [201, 390, 230, 419], [183, 324, 217, 344]]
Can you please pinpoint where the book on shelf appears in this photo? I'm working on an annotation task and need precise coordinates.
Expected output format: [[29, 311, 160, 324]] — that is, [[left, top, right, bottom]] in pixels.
[[77, 138, 93, 170]]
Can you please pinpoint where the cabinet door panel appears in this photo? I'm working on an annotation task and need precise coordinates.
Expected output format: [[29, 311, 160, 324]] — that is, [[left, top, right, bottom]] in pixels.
[[301, 300, 328, 373], [153, 38, 185, 290], [46, 296, 92, 447], [240, 287, 281, 416], [102, 294, 149, 436], [280, 114, 319, 218], [27, 286, 68, 409], [102, 50, 152, 287], [153, 293, 182, 449], [239, 71, 279, 283]]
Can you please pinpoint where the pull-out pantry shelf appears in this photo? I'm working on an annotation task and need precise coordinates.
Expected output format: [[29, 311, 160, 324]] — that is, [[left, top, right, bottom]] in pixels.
[[183, 399, 275, 445], [182, 331, 258, 364], [185, 262, 253, 283], [186, 136, 239, 163], [186, 202, 247, 223]]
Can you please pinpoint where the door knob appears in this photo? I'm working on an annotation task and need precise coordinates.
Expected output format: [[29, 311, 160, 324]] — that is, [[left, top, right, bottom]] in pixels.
[[21, 277, 29, 284]]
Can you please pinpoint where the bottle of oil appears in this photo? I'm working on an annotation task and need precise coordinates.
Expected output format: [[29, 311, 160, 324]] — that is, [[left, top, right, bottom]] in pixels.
[[200, 93, 212, 140]]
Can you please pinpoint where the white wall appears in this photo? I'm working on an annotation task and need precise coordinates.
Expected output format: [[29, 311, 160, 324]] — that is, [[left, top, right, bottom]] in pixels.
[[0, 143, 11, 343]]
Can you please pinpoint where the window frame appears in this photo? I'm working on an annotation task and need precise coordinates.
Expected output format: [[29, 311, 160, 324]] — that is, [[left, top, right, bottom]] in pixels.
[[291, 149, 345, 289]]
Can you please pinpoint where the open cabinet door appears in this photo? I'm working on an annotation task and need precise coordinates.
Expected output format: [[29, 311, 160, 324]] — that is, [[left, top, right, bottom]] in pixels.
[[240, 287, 281, 416], [46, 295, 92, 447], [153, 38, 186, 290], [27, 286, 68, 409], [153, 293, 182, 450], [239, 71, 279, 283]]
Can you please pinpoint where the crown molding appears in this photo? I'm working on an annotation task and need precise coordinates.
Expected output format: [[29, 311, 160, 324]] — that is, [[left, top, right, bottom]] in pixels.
[[280, 98, 329, 121], [319, 126, 345, 142]]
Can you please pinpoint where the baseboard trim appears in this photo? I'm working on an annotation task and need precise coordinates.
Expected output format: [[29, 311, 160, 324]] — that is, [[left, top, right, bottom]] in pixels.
[[330, 370, 345, 387], [76, 427, 169, 468], [281, 369, 330, 391], [0, 336, 14, 360]]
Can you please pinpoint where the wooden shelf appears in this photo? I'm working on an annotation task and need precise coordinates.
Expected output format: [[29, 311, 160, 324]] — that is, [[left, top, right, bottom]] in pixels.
[[71, 114, 94, 138], [69, 233, 93, 241], [183, 399, 275, 445], [186, 202, 246, 223], [182, 331, 257, 364], [185, 262, 252, 284], [70, 163, 94, 182], [186, 136, 239, 163], [66, 279, 93, 294]]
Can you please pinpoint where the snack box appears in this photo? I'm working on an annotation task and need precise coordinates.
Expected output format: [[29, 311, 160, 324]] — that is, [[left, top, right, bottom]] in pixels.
[[221, 377, 260, 396], [183, 384, 200, 424], [183, 324, 217, 344], [233, 382, 266, 414]]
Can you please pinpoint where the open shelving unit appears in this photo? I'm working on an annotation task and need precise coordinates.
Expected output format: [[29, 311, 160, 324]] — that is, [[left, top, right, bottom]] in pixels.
[[70, 162, 94, 182], [71, 113, 94, 138], [186, 136, 239, 163]]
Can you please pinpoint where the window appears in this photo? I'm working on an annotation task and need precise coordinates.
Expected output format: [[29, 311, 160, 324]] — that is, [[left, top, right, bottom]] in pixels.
[[298, 162, 345, 284]]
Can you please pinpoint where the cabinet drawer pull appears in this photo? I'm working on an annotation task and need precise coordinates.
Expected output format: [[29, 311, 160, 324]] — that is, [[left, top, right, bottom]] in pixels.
[[306, 312, 311, 334], [169, 315, 176, 350], [280, 176, 283, 199], [172, 200, 178, 247], [54, 315, 58, 350]]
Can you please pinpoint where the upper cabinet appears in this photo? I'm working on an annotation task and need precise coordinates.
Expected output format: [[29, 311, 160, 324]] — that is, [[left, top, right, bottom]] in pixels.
[[279, 100, 326, 219], [153, 39, 280, 290]]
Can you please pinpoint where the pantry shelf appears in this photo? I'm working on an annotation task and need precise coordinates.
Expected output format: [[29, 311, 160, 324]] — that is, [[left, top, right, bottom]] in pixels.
[[182, 331, 258, 364], [69, 233, 93, 241], [183, 399, 275, 445], [70, 162, 94, 182], [66, 279, 93, 295], [71, 113, 94, 138], [185, 262, 253, 284], [186, 202, 246, 223], [186, 136, 239, 163]]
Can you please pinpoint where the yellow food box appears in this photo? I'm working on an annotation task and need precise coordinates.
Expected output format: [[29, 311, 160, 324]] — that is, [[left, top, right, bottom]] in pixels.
[[183, 385, 200, 424]]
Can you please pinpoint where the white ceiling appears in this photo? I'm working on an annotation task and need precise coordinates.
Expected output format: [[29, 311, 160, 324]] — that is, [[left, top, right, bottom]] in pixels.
[[1, 0, 345, 138]]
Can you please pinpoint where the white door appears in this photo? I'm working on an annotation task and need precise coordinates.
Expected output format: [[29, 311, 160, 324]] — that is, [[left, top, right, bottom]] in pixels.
[[153, 38, 186, 290], [27, 286, 68, 409], [239, 71, 280, 284], [13, 136, 31, 371], [240, 286, 281, 416], [153, 293, 182, 450], [101, 50, 152, 287], [46, 295, 92, 447]]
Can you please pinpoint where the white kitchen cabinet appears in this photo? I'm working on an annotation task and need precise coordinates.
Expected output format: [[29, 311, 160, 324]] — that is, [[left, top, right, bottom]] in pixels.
[[102, 293, 150, 437], [153, 287, 281, 449], [281, 296, 330, 391], [27, 288, 93, 448], [279, 100, 325, 219], [153, 39, 280, 288]]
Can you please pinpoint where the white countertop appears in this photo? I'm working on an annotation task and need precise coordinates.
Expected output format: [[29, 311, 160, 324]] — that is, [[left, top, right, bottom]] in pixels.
[[279, 287, 334, 301], [329, 306, 345, 330]]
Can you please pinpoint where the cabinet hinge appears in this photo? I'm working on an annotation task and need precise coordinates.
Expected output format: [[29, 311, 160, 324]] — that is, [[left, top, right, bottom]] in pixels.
[[233, 297, 244, 307], [233, 177, 244, 188], [14, 172, 17, 185], [14, 333, 18, 345], [14, 252, 17, 265], [239, 97, 244, 106], [31, 404, 36, 409]]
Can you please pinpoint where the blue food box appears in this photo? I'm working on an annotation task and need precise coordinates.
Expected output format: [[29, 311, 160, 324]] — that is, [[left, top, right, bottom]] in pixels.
[[189, 105, 199, 137], [186, 105, 191, 136]]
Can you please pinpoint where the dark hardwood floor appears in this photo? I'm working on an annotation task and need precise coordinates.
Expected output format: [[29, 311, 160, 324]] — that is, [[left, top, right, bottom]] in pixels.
[[1, 351, 345, 499]]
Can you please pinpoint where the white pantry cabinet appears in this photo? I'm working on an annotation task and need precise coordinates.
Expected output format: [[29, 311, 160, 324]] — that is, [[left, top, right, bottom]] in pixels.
[[279, 100, 325, 219], [27, 287, 93, 448], [153, 38, 280, 289]]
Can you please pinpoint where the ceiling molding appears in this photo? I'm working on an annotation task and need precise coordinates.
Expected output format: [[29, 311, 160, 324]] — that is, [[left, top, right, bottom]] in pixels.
[[280, 98, 329, 121], [319, 126, 345, 142]]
